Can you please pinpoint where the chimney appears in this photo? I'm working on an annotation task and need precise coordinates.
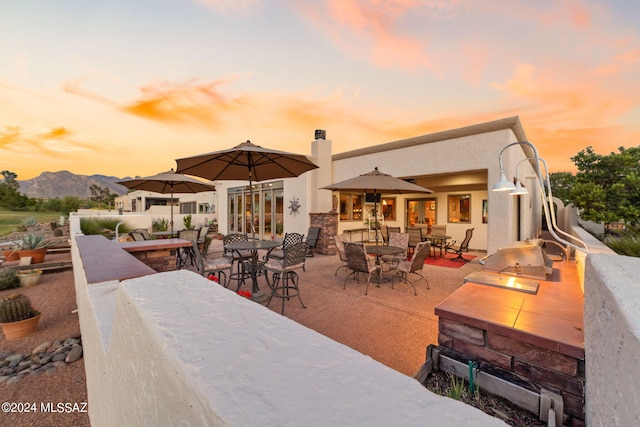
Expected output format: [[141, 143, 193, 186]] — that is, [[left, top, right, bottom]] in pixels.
[[314, 129, 326, 140]]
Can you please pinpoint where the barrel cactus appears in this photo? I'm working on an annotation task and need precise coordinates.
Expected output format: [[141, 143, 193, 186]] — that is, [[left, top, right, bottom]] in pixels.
[[0, 294, 38, 323], [0, 268, 20, 291]]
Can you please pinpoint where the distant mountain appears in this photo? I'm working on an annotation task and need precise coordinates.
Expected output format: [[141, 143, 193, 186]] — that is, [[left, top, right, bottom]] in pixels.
[[17, 170, 130, 199]]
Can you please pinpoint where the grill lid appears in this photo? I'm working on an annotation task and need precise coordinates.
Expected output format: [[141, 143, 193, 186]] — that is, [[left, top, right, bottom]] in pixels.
[[479, 239, 553, 280]]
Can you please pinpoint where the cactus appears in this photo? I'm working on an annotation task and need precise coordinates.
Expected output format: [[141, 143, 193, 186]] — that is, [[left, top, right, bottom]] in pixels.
[[0, 294, 38, 323], [0, 268, 20, 291]]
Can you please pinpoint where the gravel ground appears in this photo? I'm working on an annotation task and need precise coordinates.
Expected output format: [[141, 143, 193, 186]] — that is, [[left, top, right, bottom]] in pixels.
[[1, 224, 89, 427], [0, 266, 89, 427]]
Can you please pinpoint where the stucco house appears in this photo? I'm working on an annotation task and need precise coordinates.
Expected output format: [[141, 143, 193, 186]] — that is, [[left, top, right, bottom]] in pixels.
[[213, 116, 542, 255]]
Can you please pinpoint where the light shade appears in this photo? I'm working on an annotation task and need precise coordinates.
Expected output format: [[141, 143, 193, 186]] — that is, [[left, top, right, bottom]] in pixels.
[[491, 173, 516, 191], [509, 180, 528, 196]]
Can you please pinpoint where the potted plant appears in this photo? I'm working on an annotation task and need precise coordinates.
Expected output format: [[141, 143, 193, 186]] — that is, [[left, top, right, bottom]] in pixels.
[[16, 269, 43, 287], [0, 268, 20, 291], [0, 293, 41, 340], [183, 214, 194, 230], [14, 233, 56, 264], [2, 246, 20, 262]]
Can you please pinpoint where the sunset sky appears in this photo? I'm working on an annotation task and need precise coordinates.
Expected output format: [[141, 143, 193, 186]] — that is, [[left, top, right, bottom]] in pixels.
[[2, 0, 639, 180]]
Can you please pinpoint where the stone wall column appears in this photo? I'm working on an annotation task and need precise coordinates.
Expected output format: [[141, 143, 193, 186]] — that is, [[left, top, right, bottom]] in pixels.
[[309, 212, 338, 255]]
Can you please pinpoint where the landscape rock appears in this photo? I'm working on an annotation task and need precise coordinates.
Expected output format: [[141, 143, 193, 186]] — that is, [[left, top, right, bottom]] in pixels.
[[33, 341, 53, 355], [65, 346, 83, 363], [0, 335, 83, 387]]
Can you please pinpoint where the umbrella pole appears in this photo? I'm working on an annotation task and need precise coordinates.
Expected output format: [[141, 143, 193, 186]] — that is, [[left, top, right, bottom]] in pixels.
[[374, 192, 379, 248], [170, 184, 174, 235], [249, 177, 256, 240]]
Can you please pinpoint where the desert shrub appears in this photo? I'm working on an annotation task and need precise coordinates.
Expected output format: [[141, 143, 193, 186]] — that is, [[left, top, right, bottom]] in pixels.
[[604, 231, 640, 257], [80, 218, 131, 237], [152, 217, 169, 232]]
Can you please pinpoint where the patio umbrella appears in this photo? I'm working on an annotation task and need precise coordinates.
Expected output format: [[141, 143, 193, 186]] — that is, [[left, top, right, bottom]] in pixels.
[[175, 140, 318, 239], [117, 169, 216, 234], [321, 167, 433, 246]]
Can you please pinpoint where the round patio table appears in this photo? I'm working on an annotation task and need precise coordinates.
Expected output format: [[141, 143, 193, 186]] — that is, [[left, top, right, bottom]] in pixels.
[[365, 245, 403, 284], [226, 240, 281, 301]]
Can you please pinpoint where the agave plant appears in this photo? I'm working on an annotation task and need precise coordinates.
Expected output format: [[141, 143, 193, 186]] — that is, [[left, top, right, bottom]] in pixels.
[[15, 233, 56, 250], [22, 217, 37, 227]]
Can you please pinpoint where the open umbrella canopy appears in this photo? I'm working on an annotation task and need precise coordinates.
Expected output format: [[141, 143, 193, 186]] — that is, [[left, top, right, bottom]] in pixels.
[[175, 140, 318, 238], [322, 167, 432, 247], [116, 170, 216, 194], [321, 167, 433, 194], [117, 169, 216, 234], [175, 140, 318, 182]]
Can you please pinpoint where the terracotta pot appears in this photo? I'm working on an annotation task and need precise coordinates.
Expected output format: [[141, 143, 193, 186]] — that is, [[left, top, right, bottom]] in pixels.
[[17, 248, 48, 264], [17, 270, 43, 287], [0, 313, 41, 340], [2, 250, 20, 261]]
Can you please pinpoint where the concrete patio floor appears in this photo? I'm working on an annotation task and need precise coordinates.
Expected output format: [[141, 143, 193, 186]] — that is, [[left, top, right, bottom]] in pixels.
[[206, 240, 485, 378]]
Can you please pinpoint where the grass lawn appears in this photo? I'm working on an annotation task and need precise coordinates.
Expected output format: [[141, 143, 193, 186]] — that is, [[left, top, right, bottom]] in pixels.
[[0, 209, 64, 237]]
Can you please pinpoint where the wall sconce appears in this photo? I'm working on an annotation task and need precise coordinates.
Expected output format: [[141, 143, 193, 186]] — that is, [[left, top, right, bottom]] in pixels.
[[492, 141, 588, 254]]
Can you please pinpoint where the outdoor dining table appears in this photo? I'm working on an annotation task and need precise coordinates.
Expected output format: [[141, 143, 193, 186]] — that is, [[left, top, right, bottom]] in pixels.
[[365, 244, 403, 284], [423, 234, 452, 258], [225, 239, 282, 301]]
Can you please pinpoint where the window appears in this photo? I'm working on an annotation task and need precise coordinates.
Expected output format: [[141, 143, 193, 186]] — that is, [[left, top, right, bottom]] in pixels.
[[228, 181, 284, 238], [381, 198, 396, 221], [338, 193, 363, 221], [180, 202, 196, 214], [448, 194, 470, 223]]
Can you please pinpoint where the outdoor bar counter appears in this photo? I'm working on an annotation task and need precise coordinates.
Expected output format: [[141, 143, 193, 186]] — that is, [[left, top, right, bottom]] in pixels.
[[434, 259, 585, 424], [119, 238, 193, 272]]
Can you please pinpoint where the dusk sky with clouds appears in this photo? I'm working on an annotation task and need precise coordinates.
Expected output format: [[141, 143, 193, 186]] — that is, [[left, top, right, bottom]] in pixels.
[[2, 0, 639, 180]]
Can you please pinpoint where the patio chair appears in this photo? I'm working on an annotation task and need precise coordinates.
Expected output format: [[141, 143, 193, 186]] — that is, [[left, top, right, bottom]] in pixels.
[[133, 228, 152, 240], [265, 232, 305, 268], [429, 224, 448, 257], [406, 227, 423, 255], [192, 242, 233, 289], [380, 224, 389, 244], [223, 233, 252, 287], [197, 226, 210, 256], [129, 231, 146, 242], [391, 240, 431, 295], [343, 242, 381, 295], [177, 229, 200, 268], [387, 226, 401, 236], [333, 234, 349, 276], [304, 227, 321, 257], [381, 232, 409, 271], [447, 228, 474, 262], [264, 241, 308, 314]]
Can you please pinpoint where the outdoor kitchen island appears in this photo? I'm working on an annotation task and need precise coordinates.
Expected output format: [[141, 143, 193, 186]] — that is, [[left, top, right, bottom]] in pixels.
[[434, 254, 585, 426]]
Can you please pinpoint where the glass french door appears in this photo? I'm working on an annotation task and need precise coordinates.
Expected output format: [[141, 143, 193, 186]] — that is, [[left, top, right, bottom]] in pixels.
[[406, 198, 437, 228]]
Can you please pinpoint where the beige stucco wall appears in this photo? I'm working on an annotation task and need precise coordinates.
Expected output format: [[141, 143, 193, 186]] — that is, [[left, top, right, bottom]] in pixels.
[[584, 254, 640, 426]]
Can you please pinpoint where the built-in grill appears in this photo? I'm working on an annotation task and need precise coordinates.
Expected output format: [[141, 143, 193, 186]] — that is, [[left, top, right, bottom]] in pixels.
[[479, 238, 554, 280]]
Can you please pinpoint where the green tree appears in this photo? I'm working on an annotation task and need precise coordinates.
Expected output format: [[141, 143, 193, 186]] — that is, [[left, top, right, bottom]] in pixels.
[[1, 170, 18, 189], [0, 170, 29, 210], [569, 146, 640, 226], [548, 172, 575, 205], [60, 196, 81, 214]]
